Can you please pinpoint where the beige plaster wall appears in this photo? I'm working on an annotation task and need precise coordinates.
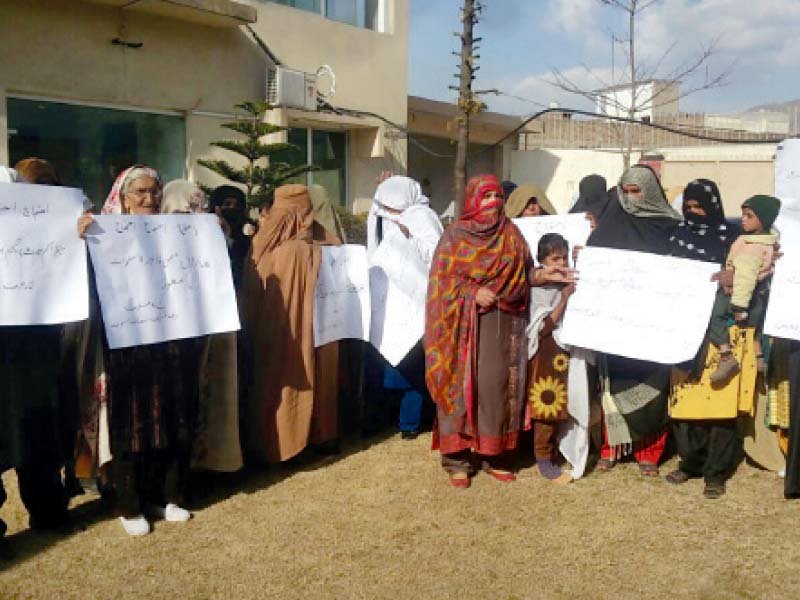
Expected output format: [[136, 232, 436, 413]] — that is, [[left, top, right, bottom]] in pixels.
[[0, 0, 265, 114], [245, 0, 408, 125], [0, 0, 409, 208], [408, 134, 504, 215], [510, 145, 776, 216], [662, 161, 775, 216]]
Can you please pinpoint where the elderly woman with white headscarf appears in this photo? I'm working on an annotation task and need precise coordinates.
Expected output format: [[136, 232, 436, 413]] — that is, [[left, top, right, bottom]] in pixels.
[[78, 166, 202, 537], [365, 175, 443, 439]]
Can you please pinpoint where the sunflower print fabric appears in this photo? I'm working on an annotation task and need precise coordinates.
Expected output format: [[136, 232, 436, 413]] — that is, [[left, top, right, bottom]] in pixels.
[[527, 333, 569, 421]]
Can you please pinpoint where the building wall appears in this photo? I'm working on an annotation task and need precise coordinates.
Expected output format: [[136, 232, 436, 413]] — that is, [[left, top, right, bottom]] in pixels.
[[509, 144, 776, 216], [705, 112, 790, 135], [595, 81, 680, 121], [0, 1, 265, 115], [246, 0, 409, 208], [0, 0, 408, 209], [407, 134, 507, 216], [660, 145, 776, 215], [510, 148, 639, 213], [245, 0, 407, 126]]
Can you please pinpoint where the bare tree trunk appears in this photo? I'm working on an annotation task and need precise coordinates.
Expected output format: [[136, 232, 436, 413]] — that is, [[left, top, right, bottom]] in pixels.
[[624, 1, 636, 168], [453, 0, 476, 218]]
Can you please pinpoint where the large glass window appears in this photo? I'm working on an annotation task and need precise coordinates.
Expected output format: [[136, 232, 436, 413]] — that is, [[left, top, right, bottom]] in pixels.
[[326, 0, 359, 26], [267, 0, 382, 30], [272, 0, 321, 12], [272, 127, 347, 206], [312, 130, 346, 207], [7, 98, 186, 209]]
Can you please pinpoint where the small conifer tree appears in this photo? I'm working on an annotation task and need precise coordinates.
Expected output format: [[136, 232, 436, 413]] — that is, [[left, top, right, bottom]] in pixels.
[[198, 101, 315, 208]]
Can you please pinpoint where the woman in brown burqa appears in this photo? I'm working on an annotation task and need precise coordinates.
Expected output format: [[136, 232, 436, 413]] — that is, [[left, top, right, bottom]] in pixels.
[[242, 184, 339, 463]]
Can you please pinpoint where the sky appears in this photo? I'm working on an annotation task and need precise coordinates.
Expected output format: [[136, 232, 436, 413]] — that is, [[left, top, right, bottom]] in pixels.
[[408, 0, 800, 116]]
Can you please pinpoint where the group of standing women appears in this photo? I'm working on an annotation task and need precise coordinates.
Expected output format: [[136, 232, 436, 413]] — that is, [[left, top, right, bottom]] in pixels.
[[0, 158, 356, 548], [424, 165, 800, 500], [2, 155, 799, 554]]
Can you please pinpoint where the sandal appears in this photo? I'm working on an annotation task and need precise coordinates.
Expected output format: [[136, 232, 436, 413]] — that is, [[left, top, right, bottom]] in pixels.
[[596, 458, 616, 472], [639, 463, 660, 477], [449, 473, 471, 489], [485, 469, 516, 483]]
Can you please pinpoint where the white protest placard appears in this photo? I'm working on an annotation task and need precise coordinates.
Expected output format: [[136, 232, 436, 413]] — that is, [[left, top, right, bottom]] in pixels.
[[313, 245, 370, 347], [775, 139, 800, 201], [513, 213, 591, 264], [0, 182, 88, 325], [560, 247, 719, 364], [369, 228, 429, 366], [764, 199, 800, 341], [87, 214, 240, 349]]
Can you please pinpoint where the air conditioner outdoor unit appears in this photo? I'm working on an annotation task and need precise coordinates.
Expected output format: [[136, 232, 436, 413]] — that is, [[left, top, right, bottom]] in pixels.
[[266, 66, 318, 111]]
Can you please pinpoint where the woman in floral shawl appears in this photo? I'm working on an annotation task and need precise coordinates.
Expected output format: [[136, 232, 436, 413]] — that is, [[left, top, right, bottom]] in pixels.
[[425, 175, 530, 488]]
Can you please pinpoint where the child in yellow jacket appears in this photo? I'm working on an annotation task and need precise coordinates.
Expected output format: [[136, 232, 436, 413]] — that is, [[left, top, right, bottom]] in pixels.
[[709, 195, 780, 383]]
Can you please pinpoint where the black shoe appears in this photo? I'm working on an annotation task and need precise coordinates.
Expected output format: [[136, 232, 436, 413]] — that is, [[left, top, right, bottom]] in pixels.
[[401, 430, 419, 440], [312, 440, 341, 456], [703, 482, 726, 499], [665, 469, 690, 485], [0, 538, 14, 561], [64, 475, 85, 499]]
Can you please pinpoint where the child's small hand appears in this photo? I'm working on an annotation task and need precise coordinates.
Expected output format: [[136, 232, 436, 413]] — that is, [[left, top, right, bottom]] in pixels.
[[732, 308, 748, 324]]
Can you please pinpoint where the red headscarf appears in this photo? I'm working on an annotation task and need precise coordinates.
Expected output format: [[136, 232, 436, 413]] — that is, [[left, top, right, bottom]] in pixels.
[[425, 174, 530, 422]]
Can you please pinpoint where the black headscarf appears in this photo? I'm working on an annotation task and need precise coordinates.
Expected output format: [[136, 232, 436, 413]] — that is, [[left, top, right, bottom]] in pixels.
[[208, 185, 251, 288], [587, 165, 681, 256], [570, 174, 609, 220], [501, 180, 518, 200], [669, 178, 735, 265]]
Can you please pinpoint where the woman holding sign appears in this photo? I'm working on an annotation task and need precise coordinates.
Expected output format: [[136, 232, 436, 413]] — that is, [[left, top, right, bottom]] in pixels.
[[366, 176, 443, 440], [587, 165, 682, 476], [0, 166, 70, 558], [78, 166, 201, 536], [425, 175, 530, 488]]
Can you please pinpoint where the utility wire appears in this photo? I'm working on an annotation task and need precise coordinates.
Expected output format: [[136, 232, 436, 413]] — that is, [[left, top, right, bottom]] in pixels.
[[316, 101, 785, 160], [471, 107, 785, 157]]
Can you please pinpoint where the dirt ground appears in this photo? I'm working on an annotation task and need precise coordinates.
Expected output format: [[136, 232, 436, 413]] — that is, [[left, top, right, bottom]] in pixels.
[[1, 432, 798, 600]]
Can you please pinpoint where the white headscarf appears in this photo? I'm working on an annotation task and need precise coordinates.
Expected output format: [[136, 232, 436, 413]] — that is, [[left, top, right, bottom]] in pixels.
[[161, 180, 206, 214], [367, 176, 441, 265], [0, 167, 20, 183]]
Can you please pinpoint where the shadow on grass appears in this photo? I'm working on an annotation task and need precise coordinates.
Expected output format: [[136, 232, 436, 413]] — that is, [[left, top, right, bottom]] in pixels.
[[0, 494, 111, 572], [0, 425, 402, 572], [187, 427, 400, 511]]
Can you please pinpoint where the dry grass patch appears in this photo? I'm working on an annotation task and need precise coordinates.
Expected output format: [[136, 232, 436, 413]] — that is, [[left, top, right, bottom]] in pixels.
[[1, 433, 799, 599]]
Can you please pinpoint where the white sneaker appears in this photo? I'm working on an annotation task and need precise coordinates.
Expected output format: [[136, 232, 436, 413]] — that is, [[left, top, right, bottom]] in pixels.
[[119, 515, 150, 536], [163, 503, 191, 522], [146, 503, 191, 522]]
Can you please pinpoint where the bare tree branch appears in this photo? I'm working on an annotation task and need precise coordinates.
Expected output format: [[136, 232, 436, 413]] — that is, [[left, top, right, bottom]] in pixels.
[[546, 0, 732, 166], [546, 67, 630, 114]]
